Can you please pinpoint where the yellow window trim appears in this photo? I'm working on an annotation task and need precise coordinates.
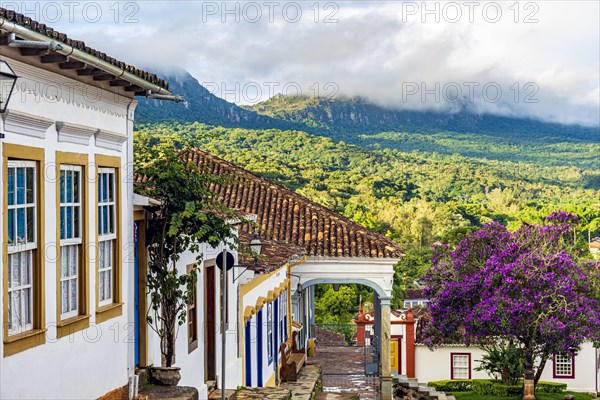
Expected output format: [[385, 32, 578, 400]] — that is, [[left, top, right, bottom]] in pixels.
[[2, 144, 46, 356], [96, 302, 123, 324], [94, 154, 123, 323], [56, 314, 90, 339], [55, 151, 90, 337]]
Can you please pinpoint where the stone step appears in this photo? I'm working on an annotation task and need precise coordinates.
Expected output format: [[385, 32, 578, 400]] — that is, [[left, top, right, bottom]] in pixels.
[[446, 396, 456, 400], [206, 380, 217, 392], [208, 389, 237, 400]]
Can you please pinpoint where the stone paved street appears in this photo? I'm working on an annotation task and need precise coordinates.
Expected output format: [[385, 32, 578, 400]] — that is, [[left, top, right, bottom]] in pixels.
[[308, 346, 379, 400]]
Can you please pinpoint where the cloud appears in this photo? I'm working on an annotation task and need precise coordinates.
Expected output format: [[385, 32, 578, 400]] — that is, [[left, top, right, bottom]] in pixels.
[[25, 0, 600, 126]]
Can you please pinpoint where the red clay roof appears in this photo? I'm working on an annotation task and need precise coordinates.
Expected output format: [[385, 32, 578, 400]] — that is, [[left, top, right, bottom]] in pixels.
[[185, 149, 403, 259], [0, 7, 168, 90]]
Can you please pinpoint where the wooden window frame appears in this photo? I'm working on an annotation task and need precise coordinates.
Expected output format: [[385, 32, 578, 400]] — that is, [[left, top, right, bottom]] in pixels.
[[3, 144, 46, 357], [94, 155, 122, 323], [553, 352, 575, 379], [187, 263, 198, 353], [97, 167, 117, 307], [55, 153, 90, 338], [450, 352, 471, 380]]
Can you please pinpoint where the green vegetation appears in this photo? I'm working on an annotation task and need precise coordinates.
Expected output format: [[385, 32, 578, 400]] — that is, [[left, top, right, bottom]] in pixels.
[[452, 392, 594, 400], [135, 121, 600, 312]]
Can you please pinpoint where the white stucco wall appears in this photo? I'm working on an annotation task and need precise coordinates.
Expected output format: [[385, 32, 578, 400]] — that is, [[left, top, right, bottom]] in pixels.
[[145, 242, 242, 397], [415, 345, 488, 383], [0, 55, 134, 399], [415, 342, 597, 392], [538, 341, 597, 392]]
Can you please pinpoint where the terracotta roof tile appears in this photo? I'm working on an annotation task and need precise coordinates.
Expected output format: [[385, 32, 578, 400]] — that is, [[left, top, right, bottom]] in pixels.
[[184, 149, 403, 259]]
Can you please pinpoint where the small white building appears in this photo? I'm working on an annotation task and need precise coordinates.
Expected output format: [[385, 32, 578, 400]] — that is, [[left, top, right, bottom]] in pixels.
[[0, 8, 174, 399], [414, 341, 598, 393]]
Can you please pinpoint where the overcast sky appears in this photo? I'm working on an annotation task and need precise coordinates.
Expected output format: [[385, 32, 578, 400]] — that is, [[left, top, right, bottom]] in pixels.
[[11, 1, 600, 126]]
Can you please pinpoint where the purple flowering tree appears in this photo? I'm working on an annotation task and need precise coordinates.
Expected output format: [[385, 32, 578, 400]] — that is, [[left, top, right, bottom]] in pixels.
[[422, 211, 600, 397]]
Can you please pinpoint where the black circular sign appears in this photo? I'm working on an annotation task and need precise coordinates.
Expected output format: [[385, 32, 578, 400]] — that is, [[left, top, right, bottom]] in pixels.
[[216, 251, 235, 271]]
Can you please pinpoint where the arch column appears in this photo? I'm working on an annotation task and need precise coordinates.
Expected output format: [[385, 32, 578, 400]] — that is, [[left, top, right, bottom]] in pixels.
[[380, 296, 393, 400]]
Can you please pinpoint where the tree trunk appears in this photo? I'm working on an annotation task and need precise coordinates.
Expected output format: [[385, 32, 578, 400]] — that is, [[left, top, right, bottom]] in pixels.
[[534, 353, 549, 386], [523, 351, 536, 400]]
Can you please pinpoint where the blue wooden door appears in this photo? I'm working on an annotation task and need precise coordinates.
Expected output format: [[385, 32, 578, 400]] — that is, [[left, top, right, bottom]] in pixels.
[[134, 222, 140, 366], [257, 309, 263, 386], [245, 320, 252, 385]]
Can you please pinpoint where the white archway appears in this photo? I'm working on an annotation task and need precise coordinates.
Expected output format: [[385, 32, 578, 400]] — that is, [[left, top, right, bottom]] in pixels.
[[290, 256, 398, 400]]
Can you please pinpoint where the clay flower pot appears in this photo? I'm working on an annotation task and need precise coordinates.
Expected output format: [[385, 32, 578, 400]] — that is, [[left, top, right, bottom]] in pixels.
[[150, 366, 182, 386]]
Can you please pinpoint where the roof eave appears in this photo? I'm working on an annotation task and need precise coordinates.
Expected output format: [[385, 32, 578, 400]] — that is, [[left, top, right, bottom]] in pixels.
[[0, 18, 171, 95]]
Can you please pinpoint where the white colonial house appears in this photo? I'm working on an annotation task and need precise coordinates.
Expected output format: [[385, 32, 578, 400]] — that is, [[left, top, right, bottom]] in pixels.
[[356, 304, 600, 395], [0, 8, 175, 399]]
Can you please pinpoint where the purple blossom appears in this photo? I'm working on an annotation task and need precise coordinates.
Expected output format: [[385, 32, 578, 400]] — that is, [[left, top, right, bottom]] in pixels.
[[422, 211, 600, 379]]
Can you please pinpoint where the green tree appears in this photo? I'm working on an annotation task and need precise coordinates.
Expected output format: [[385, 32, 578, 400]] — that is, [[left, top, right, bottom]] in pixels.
[[134, 131, 237, 367]]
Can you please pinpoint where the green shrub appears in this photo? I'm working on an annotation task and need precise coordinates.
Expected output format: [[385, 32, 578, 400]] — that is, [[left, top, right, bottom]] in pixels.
[[428, 380, 473, 392], [536, 381, 567, 393], [472, 379, 522, 396]]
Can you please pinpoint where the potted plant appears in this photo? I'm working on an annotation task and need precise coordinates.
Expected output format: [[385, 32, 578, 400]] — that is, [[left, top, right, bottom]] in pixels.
[[134, 132, 236, 385]]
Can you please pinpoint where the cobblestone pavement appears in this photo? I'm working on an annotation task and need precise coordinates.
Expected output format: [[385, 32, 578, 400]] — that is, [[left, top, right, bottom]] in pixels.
[[238, 364, 323, 400], [308, 346, 379, 400]]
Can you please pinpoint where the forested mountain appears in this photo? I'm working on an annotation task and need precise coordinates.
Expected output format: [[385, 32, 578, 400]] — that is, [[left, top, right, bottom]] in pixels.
[[136, 70, 295, 130], [252, 94, 598, 142], [137, 71, 599, 169]]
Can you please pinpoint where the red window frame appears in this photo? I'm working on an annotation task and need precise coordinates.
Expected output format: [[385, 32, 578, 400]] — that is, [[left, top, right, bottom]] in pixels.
[[450, 352, 472, 380], [553, 352, 575, 379]]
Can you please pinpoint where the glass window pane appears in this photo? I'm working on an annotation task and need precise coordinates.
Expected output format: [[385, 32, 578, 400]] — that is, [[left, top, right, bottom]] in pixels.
[[106, 271, 112, 299], [26, 207, 34, 243], [70, 279, 77, 312], [17, 208, 25, 242], [8, 209, 14, 244], [24, 288, 32, 325], [66, 170, 72, 203], [66, 206, 73, 238], [103, 173, 108, 203], [108, 173, 114, 202], [60, 207, 65, 240], [26, 167, 34, 204], [73, 170, 80, 203], [22, 252, 31, 285], [10, 291, 20, 328], [61, 247, 68, 278], [61, 282, 68, 314], [109, 205, 114, 234], [98, 241, 105, 269], [69, 246, 78, 276], [16, 167, 25, 204], [74, 206, 80, 238], [103, 205, 108, 235], [60, 170, 66, 203], [8, 254, 14, 288], [98, 206, 102, 235], [8, 167, 15, 206], [98, 173, 102, 204], [99, 271, 105, 301]]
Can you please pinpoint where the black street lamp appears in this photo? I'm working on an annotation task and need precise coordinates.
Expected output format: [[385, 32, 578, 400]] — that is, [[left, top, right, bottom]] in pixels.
[[249, 232, 263, 261], [1, 60, 19, 139]]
